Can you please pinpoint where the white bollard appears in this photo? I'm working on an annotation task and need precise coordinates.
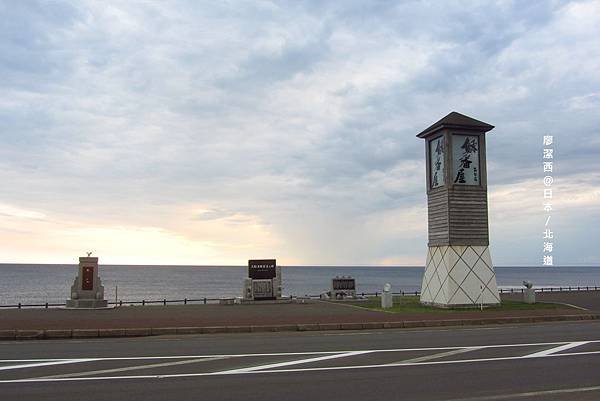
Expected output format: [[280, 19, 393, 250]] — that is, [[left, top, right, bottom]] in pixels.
[[381, 283, 393, 309]]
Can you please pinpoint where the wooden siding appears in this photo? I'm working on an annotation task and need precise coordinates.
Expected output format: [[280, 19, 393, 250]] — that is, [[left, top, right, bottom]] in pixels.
[[427, 187, 489, 246], [427, 188, 449, 245]]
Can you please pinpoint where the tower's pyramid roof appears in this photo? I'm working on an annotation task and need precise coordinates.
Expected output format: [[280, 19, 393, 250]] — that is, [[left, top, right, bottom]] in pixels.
[[417, 111, 494, 138]]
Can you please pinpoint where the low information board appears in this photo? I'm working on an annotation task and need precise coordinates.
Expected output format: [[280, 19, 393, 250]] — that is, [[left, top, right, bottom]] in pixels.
[[332, 277, 355, 291], [331, 276, 357, 299], [248, 259, 276, 280]]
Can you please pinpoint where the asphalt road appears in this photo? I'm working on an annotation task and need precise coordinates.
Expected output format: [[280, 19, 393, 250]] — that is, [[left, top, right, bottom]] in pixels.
[[2, 321, 600, 401]]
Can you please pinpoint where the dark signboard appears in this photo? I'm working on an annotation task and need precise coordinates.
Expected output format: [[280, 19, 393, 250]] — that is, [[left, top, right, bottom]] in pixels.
[[248, 259, 276, 280], [332, 278, 355, 291]]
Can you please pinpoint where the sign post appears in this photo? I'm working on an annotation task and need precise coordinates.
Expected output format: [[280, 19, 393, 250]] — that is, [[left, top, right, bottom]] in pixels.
[[417, 112, 500, 307]]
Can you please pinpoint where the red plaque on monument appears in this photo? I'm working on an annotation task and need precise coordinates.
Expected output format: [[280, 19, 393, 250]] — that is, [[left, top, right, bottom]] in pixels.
[[82, 266, 94, 290]]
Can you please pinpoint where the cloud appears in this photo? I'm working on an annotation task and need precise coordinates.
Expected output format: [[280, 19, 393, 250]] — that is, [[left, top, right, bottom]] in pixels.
[[0, 0, 599, 265], [0, 203, 46, 220]]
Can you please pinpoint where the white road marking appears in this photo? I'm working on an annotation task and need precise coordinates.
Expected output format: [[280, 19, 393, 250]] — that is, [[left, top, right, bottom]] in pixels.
[[258, 350, 600, 374], [0, 359, 74, 363], [0, 351, 353, 363], [446, 385, 600, 400], [3, 339, 598, 364], [1, 349, 600, 383], [38, 356, 230, 379], [522, 341, 589, 358], [0, 359, 94, 372], [216, 351, 372, 374], [396, 347, 482, 364], [543, 302, 588, 311]]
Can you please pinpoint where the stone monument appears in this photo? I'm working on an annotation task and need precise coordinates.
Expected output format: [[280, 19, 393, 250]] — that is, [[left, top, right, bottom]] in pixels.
[[417, 112, 500, 307], [331, 276, 356, 299], [66, 254, 108, 308], [243, 259, 282, 300]]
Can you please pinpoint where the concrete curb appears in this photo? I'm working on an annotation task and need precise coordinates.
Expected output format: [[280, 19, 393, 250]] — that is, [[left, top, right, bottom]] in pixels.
[[72, 329, 98, 338], [1, 314, 598, 341]]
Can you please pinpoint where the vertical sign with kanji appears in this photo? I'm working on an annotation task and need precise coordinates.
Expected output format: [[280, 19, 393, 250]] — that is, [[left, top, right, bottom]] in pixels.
[[452, 135, 480, 185], [542, 135, 554, 266], [429, 136, 445, 188]]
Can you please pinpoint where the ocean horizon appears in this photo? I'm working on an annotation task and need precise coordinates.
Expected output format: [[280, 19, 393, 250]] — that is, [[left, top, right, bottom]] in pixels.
[[1, 263, 600, 306]]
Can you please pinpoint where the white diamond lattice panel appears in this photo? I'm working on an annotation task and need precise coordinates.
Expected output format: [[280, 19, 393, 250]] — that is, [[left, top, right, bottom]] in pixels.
[[420, 245, 500, 307]]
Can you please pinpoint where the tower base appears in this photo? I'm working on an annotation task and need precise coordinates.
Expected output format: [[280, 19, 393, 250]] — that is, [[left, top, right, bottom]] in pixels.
[[420, 245, 500, 307]]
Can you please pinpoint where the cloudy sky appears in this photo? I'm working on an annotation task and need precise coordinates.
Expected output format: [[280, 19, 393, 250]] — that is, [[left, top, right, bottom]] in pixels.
[[1, 0, 599, 266]]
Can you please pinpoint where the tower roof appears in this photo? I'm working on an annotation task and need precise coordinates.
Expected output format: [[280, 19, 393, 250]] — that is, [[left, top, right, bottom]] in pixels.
[[416, 111, 494, 138]]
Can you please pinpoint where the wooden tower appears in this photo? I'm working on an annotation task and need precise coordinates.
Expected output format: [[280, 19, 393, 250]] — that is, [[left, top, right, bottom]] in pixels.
[[417, 112, 500, 307]]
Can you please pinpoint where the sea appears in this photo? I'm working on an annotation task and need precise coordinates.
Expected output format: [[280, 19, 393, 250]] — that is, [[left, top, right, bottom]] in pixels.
[[1, 264, 600, 306]]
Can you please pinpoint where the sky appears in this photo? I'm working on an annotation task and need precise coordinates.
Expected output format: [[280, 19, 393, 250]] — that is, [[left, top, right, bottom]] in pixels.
[[1, 0, 599, 266]]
